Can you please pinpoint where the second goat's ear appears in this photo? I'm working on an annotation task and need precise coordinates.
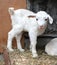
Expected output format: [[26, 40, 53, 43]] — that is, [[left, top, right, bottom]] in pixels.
[[28, 15, 36, 18]]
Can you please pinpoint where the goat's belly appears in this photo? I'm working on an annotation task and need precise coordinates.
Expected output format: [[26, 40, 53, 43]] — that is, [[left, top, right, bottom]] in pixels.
[[23, 24, 38, 32], [23, 25, 30, 32]]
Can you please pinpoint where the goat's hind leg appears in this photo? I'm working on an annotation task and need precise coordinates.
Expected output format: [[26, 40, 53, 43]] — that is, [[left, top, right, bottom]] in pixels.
[[15, 34, 24, 52], [7, 29, 15, 51], [7, 27, 23, 52]]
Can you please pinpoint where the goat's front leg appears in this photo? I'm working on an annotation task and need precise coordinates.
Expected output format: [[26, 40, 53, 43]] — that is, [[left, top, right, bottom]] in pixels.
[[15, 34, 24, 52], [29, 31, 38, 58]]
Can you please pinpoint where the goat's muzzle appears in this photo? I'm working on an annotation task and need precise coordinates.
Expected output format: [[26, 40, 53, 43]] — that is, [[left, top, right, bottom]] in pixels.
[[39, 25, 44, 29]]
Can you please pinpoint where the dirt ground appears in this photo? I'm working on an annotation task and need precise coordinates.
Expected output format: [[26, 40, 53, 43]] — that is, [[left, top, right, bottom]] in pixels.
[[0, 49, 57, 65]]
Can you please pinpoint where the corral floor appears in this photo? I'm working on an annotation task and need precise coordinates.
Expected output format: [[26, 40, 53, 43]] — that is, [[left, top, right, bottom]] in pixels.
[[0, 54, 4, 65], [0, 49, 57, 65]]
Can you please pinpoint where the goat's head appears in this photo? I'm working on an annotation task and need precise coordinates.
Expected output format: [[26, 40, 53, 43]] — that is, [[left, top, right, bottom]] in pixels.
[[36, 11, 53, 29], [28, 11, 53, 29]]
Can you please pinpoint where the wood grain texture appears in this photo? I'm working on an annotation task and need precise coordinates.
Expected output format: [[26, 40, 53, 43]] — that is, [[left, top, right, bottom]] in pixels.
[[0, 0, 26, 53]]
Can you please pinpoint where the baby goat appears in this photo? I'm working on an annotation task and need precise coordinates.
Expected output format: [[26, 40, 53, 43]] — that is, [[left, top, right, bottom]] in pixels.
[[7, 7, 53, 57]]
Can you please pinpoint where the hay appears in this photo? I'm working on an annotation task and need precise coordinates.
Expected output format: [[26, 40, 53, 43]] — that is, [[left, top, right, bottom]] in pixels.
[[0, 49, 57, 65], [9, 49, 57, 65]]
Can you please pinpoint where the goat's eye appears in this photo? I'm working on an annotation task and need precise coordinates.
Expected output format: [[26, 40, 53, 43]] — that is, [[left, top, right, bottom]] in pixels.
[[45, 19, 48, 21], [36, 18, 38, 21]]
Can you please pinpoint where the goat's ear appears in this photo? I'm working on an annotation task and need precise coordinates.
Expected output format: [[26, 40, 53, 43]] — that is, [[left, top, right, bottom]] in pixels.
[[8, 7, 14, 15], [28, 15, 36, 18], [47, 14, 53, 24]]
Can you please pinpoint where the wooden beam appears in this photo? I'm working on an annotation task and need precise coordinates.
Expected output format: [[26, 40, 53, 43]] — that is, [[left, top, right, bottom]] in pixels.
[[38, 34, 57, 38]]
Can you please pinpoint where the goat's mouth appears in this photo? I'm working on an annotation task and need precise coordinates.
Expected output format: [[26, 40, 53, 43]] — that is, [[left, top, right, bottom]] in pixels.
[[40, 27, 44, 29], [39, 26, 44, 29]]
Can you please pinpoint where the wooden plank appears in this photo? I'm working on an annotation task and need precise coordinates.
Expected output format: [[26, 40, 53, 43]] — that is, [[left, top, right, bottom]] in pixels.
[[3, 49, 11, 65], [0, 0, 26, 53]]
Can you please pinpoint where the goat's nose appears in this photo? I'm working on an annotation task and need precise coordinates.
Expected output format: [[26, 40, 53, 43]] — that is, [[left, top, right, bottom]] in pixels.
[[40, 25, 44, 29]]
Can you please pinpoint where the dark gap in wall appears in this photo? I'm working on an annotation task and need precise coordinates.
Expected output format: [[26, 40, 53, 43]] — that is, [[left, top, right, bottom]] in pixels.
[[26, 0, 57, 49]]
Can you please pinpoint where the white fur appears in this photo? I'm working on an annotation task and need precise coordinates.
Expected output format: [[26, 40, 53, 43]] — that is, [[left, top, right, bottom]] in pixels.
[[45, 38, 57, 56], [7, 7, 53, 58]]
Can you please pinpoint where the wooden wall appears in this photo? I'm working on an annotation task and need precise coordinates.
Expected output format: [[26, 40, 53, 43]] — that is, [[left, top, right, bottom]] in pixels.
[[0, 0, 26, 53]]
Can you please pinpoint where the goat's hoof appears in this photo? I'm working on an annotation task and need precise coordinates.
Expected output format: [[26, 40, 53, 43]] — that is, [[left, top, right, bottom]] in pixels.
[[7, 48, 14, 52], [20, 49, 25, 52], [32, 54, 38, 58]]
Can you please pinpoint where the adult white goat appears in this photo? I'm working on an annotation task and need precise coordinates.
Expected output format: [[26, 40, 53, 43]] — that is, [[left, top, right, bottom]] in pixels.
[[45, 38, 57, 56], [7, 7, 53, 58]]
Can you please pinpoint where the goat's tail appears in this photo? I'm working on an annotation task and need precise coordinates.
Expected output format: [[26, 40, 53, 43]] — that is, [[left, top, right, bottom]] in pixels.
[[8, 7, 14, 15]]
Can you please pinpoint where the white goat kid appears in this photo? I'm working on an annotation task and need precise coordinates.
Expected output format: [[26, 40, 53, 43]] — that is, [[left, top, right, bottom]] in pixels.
[[45, 38, 57, 56], [7, 7, 53, 58]]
